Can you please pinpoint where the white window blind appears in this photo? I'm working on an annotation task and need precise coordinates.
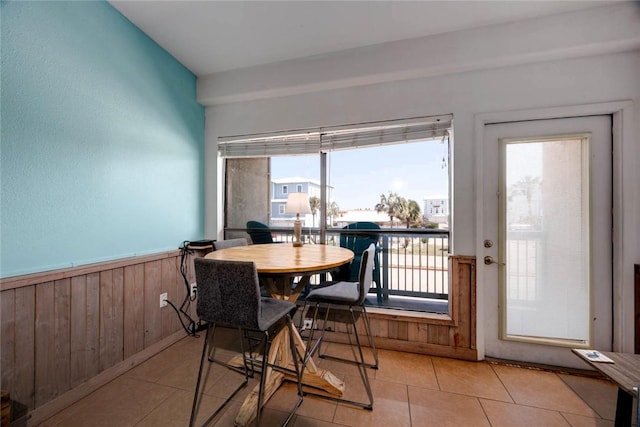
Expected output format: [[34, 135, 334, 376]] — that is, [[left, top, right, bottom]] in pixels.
[[218, 115, 452, 158], [321, 115, 452, 152], [218, 130, 321, 158]]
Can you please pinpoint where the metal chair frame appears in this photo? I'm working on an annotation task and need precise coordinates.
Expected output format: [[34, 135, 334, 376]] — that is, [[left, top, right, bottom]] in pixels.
[[300, 244, 379, 410], [189, 259, 303, 427]]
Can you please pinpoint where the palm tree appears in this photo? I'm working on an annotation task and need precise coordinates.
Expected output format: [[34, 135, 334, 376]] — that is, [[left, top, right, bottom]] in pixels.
[[509, 175, 541, 219], [403, 199, 422, 228], [309, 196, 320, 227], [327, 201, 340, 226], [394, 196, 408, 225], [375, 191, 400, 227]]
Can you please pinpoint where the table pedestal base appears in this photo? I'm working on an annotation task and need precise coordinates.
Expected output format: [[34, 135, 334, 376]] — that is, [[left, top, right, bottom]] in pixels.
[[232, 325, 344, 426]]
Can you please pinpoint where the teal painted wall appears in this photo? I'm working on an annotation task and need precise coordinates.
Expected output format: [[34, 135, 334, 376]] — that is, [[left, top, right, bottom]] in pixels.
[[1, 1, 205, 277]]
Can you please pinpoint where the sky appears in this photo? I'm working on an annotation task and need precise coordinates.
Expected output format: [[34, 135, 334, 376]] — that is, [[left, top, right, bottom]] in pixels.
[[271, 139, 449, 211]]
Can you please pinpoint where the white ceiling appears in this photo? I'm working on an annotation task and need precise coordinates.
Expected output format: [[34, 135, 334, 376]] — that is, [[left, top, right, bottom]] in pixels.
[[110, 1, 613, 76]]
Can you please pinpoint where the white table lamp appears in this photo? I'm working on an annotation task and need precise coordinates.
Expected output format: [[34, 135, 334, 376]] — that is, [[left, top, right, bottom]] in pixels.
[[285, 192, 312, 247]]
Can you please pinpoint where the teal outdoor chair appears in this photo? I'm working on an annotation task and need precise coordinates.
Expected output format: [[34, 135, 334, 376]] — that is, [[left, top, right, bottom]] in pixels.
[[246, 220, 275, 244], [333, 222, 383, 303]]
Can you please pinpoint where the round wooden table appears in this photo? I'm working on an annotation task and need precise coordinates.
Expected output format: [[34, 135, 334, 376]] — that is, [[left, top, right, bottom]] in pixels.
[[204, 243, 354, 426], [205, 243, 354, 301]]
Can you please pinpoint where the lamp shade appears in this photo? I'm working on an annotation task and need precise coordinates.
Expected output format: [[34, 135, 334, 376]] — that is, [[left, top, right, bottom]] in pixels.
[[285, 192, 312, 215]]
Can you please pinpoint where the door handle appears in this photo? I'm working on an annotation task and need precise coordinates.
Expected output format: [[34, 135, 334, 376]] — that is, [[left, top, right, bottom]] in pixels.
[[484, 256, 505, 266]]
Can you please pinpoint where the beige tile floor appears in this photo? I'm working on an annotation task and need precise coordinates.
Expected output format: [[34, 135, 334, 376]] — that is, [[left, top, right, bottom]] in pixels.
[[41, 330, 629, 427]]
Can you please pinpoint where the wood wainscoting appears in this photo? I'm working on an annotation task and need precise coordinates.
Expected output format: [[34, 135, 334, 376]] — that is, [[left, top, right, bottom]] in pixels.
[[316, 255, 477, 360], [1, 253, 475, 424], [635, 264, 639, 354], [0, 248, 206, 425]]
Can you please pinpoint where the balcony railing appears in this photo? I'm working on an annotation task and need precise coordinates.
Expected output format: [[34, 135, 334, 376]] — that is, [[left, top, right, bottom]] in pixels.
[[506, 230, 544, 302], [226, 226, 450, 302]]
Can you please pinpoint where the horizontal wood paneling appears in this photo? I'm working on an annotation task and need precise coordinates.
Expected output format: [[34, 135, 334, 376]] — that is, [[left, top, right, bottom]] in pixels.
[[0, 249, 204, 422]]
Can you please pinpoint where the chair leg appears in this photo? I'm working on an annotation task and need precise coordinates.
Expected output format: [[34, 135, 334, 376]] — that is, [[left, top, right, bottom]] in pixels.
[[303, 302, 330, 365], [297, 301, 309, 331], [317, 305, 378, 369], [348, 306, 374, 409], [205, 327, 255, 377], [302, 304, 374, 410], [359, 305, 379, 369], [189, 324, 211, 427], [190, 324, 252, 427], [376, 283, 383, 304]]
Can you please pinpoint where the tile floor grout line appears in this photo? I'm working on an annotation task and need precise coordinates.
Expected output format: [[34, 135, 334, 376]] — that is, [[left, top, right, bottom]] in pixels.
[[406, 384, 413, 427], [556, 371, 613, 421], [131, 387, 178, 427], [430, 355, 442, 393], [490, 364, 614, 419], [488, 363, 517, 405], [558, 409, 574, 426], [476, 397, 494, 427]]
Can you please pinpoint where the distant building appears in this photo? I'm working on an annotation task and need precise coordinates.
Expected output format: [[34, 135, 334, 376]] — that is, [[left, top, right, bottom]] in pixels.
[[270, 177, 332, 226], [424, 196, 449, 228]]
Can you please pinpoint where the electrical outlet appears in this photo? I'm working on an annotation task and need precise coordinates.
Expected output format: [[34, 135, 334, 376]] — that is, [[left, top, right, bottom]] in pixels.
[[190, 283, 197, 298], [160, 292, 168, 308], [303, 319, 313, 330]]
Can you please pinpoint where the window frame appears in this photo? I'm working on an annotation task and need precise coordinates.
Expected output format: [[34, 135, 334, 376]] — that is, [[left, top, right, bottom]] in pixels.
[[219, 114, 453, 242]]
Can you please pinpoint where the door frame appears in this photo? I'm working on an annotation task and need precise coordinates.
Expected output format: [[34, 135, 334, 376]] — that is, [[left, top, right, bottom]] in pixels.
[[474, 100, 635, 360]]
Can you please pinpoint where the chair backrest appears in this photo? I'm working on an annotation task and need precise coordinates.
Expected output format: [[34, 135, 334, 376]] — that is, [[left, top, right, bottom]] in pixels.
[[246, 220, 274, 244], [194, 258, 261, 330], [340, 222, 380, 282], [340, 221, 380, 251], [356, 243, 376, 305], [213, 238, 248, 251]]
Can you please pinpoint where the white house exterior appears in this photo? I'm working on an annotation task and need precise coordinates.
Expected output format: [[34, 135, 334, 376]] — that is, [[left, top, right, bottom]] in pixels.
[[424, 196, 450, 228]]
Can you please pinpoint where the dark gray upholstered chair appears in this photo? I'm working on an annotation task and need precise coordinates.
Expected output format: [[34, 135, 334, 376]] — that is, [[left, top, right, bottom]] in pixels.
[[189, 258, 303, 427], [301, 243, 379, 410], [213, 238, 248, 251]]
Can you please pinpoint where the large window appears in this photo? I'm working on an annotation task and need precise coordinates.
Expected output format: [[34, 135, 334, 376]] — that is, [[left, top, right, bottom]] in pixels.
[[221, 115, 451, 228], [270, 140, 450, 229], [222, 115, 452, 310]]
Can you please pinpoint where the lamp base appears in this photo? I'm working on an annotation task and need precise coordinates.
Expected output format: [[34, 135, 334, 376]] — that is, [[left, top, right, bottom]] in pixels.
[[293, 218, 303, 247]]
